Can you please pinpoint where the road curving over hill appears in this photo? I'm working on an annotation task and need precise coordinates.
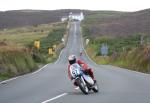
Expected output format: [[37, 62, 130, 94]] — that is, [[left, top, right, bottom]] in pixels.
[[0, 21, 150, 103]]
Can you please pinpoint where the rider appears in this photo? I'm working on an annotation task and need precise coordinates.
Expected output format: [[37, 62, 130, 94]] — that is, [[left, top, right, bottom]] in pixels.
[[68, 55, 96, 86]]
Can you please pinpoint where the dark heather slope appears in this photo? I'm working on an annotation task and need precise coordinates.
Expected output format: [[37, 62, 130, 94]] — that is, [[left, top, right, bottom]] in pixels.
[[0, 9, 90, 29], [85, 8, 150, 37]]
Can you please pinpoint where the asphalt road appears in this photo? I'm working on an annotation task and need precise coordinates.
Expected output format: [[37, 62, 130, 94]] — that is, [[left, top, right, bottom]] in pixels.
[[0, 21, 150, 103]]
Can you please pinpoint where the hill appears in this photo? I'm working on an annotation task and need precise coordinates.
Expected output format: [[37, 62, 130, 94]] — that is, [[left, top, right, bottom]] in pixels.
[[83, 9, 150, 37], [82, 9, 150, 73], [0, 9, 90, 29]]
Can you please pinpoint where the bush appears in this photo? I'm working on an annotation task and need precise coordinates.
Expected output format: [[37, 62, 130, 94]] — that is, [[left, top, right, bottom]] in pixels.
[[0, 46, 37, 78]]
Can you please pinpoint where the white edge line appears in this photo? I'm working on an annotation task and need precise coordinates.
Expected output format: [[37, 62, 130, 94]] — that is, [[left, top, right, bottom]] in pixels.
[[54, 49, 64, 64], [54, 22, 71, 64], [0, 64, 48, 84], [41, 93, 68, 103], [80, 24, 98, 66], [31, 64, 48, 75], [0, 76, 20, 84]]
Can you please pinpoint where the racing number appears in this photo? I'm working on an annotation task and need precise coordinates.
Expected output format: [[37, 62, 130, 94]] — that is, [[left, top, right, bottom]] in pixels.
[[72, 69, 78, 77]]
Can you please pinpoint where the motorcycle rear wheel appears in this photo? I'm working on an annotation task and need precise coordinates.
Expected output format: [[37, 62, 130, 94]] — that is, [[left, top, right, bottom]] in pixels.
[[92, 83, 99, 93]]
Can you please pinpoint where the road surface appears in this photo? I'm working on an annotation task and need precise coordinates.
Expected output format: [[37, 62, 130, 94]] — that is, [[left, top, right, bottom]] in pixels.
[[0, 21, 150, 103]]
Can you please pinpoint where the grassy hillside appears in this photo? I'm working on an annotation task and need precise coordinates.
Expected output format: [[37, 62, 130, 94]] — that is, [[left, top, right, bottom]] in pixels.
[[82, 9, 150, 73], [37, 22, 67, 62], [0, 22, 67, 80], [0, 23, 53, 45]]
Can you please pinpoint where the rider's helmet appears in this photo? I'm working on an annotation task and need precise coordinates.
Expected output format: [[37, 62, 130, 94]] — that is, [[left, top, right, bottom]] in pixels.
[[68, 55, 76, 64]]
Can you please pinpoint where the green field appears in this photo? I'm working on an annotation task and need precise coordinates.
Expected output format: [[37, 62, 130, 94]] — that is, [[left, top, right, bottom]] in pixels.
[[0, 23, 54, 45], [0, 22, 68, 80]]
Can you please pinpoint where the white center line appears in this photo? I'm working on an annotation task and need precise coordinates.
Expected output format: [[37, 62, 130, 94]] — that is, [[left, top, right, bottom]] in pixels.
[[41, 93, 68, 103]]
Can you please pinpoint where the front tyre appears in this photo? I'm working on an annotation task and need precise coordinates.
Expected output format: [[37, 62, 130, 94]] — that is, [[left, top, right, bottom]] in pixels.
[[76, 78, 89, 94]]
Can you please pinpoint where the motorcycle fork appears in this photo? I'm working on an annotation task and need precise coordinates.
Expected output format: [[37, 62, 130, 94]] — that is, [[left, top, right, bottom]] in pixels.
[[81, 76, 86, 85]]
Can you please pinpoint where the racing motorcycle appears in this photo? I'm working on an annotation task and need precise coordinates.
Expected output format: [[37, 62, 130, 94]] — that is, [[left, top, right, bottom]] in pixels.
[[70, 63, 99, 94]]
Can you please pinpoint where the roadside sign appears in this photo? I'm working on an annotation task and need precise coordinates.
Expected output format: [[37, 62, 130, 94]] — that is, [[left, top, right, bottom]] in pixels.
[[86, 39, 90, 45], [34, 40, 40, 49], [62, 38, 65, 45], [62, 38, 64, 42], [49, 48, 54, 55], [101, 43, 108, 56]]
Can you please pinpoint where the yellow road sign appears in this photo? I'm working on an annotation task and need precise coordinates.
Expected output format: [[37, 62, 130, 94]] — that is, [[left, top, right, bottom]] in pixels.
[[49, 48, 54, 55], [34, 40, 40, 49]]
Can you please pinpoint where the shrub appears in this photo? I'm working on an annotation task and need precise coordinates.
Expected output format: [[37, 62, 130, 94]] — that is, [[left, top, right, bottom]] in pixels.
[[0, 46, 37, 77]]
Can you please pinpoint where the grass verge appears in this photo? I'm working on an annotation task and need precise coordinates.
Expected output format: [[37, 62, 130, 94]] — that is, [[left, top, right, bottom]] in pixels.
[[82, 26, 150, 73]]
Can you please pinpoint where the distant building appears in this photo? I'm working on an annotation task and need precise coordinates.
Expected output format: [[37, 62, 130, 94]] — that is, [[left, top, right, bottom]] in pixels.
[[69, 12, 84, 21], [61, 16, 68, 22], [61, 12, 84, 22]]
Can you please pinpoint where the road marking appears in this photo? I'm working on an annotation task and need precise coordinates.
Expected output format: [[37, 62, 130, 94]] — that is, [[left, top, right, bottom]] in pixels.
[[31, 64, 48, 74], [54, 49, 64, 64], [80, 25, 97, 66], [54, 22, 71, 64], [0, 76, 20, 84], [41, 85, 79, 103], [0, 64, 48, 84], [41, 93, 68, 103]]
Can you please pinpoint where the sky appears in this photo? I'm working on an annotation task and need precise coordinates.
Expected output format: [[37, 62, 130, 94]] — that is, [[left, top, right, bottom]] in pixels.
[[0, 0, 150, 11]]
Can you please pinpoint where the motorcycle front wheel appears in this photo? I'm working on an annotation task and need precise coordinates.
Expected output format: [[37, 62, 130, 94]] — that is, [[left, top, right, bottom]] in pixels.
[[76, 78, 89, 94]]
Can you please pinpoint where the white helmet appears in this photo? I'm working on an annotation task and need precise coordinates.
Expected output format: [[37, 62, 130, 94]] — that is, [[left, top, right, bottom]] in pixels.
[[68, 55, 76, 64]]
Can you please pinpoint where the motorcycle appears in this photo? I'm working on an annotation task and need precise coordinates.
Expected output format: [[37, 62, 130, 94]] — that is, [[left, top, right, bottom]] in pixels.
[[70, 63, 99, 94]]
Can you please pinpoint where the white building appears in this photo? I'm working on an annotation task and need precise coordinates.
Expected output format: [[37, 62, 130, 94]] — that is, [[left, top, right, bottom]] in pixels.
[[69, 12, 84, 21], [61, 16, 68, 22], [61, 12, 84, 22]]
